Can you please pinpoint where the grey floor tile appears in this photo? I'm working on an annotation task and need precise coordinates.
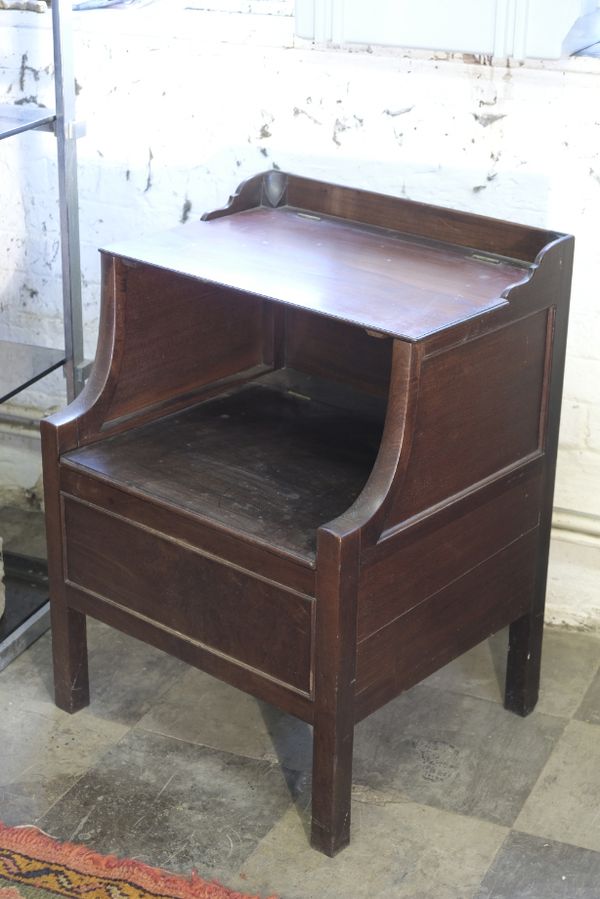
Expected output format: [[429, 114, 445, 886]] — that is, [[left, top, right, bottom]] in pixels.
[[474, 831, 600, 899], [143, 663, 566, 831], [575, 665, 600, 725], [38, 728, 305, 883], [0, 618, 188, 726], [0, 693, 127, 825], [236, 799, 507, 899], [425, 629, 600, 719], [352, 684, 566, 827], [138, 667, 313, 770], [0, 629, 62, 714], [515, 719, 600, 852], [3, 613, 599, 897], [84, 623, 189, 726]]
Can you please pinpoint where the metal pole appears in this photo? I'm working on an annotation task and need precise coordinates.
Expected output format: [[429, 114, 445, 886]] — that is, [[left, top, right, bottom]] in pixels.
[[52, 0, 85, 401]]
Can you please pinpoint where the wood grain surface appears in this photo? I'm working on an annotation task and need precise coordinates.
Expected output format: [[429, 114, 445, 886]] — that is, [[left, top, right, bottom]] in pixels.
[[103, 206, 527, 341]]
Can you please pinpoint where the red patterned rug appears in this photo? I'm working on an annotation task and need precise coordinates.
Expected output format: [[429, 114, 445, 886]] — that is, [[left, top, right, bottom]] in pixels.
[[0, 822, 276, 899]]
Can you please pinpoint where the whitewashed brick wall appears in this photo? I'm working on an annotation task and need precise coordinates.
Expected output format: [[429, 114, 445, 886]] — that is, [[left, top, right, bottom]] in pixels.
[[0, 5, 598, 626]]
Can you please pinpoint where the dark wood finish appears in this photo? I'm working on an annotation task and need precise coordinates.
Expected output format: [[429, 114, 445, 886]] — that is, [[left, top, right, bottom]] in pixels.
[[63, 496, 314, 694], [41, 171, 573, 856], [49, 603, 89, 714], [388, 311, 549, 522], [65, 580, 314, 723], [311, 528, 359, 856], [40, 418, 89, 713], [359, 470, 543, 641], [59, 466, 316, 595], [505, 241, 575, 716], [105, 262, 266, 424], [284, 307, 393, 397], [63, 375, 384, 563], [355, 531, 539, 722], [285, 173, 560, 263], [104, 206, 529, 342]]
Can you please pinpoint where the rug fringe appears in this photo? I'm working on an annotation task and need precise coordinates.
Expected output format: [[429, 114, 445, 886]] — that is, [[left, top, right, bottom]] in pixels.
[[0, 823, 276, 899]]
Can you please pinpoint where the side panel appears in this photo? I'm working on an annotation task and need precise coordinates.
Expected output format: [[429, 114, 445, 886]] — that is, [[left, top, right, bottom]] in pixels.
[[284, 307, 393, 397], [59, 466, 316, 596], [62, 496, 314, 695], [355, 531, 538, 720], [358, 468, 542, 641], [354, 310, 554, 720], [387, 311, 549, 524], [106, 260, 265, 423]]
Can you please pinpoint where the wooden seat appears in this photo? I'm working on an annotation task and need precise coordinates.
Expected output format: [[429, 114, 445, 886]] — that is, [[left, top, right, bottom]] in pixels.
[[41, 170, 573, 856]]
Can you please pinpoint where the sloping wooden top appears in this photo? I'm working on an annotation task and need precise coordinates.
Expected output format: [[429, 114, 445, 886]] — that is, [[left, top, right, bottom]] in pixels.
[[103, 203, 532, 341]]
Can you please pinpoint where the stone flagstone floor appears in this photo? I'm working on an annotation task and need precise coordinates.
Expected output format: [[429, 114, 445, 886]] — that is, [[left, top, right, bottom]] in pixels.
[[0, 610, 599, 898]]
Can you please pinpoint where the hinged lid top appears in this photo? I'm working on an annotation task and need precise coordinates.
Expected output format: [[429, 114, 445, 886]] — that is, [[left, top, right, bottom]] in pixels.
[[103, 172, 552, 341]]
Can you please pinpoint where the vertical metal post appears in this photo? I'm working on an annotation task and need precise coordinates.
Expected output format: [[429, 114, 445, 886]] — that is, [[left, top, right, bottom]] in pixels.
[[52, 0, 85, 401]]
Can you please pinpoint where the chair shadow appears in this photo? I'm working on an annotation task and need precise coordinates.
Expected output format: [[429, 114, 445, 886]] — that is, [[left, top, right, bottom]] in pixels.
[[258, 699, 314, 839], [256, 628, 513, 842], [488, 628, 510, 701]]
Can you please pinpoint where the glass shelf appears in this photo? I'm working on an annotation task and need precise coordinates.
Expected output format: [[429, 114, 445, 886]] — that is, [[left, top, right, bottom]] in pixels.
[[0, 340, 65, 404], [0, 555, 49, 673], [0, 105, 56, 141]]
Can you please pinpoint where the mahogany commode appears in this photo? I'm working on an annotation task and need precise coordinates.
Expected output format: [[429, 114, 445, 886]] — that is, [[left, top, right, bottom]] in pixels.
[[42, 171, 573, 856]]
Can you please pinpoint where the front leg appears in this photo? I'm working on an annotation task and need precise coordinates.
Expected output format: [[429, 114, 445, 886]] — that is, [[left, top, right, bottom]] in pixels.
[[51, 602, 89, 713], [504, 610, 543, 717], [310, 528, 359, 856], [311, 702, 354, 855], [41, 420, 89, 714]]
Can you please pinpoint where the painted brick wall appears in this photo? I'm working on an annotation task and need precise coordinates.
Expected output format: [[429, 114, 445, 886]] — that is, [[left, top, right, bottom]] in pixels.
[[0, 6, 599, 625]]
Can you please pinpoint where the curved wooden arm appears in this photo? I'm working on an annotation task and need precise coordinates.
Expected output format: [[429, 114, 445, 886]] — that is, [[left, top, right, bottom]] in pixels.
[[42, 246, 273, 453], [319, 339, 423, 547], [41, 252, 120, 454]]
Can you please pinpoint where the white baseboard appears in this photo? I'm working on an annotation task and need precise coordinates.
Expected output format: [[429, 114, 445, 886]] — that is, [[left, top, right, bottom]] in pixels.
[[547, 515, 600, 632]]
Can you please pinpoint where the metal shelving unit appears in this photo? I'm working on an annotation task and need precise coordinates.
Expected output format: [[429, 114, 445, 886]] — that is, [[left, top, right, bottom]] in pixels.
[[0, 341, 66, 404], [0, 0, 87, 669], [0, 105, 56, 139]]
